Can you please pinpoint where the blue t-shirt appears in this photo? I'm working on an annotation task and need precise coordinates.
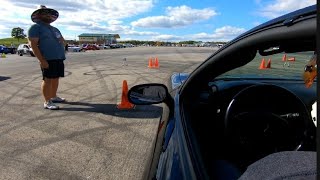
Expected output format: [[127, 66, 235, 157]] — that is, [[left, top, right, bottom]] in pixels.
[[28, 22, 66, 61]]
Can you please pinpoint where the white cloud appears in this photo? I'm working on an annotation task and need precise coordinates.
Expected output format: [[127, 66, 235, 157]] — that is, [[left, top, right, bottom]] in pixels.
[[0, 0, 154, 38], [0, 1, 248, 42], [150, 34, 183, 41], [257, 0, 316, 18], [108, 20, 123, 25], [131, 5, 218, 28], [125, 31, 159, 36], [214, 26, 246, 36], [252, 22, 262, 27], [130, 25, 246, 42], [191, 26, 246, 41]]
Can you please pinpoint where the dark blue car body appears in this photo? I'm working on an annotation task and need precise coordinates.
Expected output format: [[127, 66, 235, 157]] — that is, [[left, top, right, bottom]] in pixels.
[[0, 45, 9, 54]]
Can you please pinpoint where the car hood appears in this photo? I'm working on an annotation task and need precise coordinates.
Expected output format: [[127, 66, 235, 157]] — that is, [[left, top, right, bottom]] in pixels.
[[171, 72, 190, 89]]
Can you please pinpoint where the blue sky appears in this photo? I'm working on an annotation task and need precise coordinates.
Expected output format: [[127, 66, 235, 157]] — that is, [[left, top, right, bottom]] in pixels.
[[0, 0, 316, 42]]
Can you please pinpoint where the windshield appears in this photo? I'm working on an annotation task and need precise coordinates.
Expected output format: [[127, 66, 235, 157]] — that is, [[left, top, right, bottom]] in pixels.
[[217, 51, 316, 81]]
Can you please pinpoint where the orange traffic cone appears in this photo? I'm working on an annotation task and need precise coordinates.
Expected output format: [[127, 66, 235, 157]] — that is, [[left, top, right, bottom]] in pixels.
[[117, 80, 135, 109], [259, 58, 266, 69], [154, 57, 159, 68], [148, 57, 153, 68], [288, 57, 295, 61], [282, 54, 287, 61], [266, 58, 271, 68]]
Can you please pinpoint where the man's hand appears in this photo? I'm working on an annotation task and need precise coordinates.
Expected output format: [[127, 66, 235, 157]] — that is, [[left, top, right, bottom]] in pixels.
[[28, 37, 48, 69], [39, 60, 49, 69]]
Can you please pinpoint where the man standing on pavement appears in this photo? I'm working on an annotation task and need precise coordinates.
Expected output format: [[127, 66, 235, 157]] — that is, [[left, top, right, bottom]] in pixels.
[[28, 5, 66, 110]]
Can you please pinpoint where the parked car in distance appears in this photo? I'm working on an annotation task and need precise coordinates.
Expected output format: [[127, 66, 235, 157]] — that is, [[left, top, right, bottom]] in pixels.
[[127, 5, 316, 180], [103, 44, 110, 49], [109, 44, 122, 49], [7, 46, 17, 54], [0, 45, 9, 54], [17, 44, 35, 56], [82, 44, 100, 51], [68, 45, 83, 52]]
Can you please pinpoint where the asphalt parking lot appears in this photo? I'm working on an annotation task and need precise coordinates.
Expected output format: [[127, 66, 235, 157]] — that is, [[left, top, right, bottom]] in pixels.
[[0, 46, 216, 180]]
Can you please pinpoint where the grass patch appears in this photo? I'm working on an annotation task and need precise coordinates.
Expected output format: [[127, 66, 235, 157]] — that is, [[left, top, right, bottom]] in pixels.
[[0, 37, 28, 47]]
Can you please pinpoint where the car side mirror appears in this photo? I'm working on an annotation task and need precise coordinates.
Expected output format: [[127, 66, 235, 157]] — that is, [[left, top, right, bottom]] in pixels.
[[128, 83, 168, 105]]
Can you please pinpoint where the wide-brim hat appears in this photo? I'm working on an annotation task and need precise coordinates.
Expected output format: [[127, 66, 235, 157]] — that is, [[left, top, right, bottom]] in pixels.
[[31, 5, 59, 23]]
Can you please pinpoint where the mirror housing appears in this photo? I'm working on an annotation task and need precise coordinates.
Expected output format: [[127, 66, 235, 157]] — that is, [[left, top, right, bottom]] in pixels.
[[128, 83, 168, 105]]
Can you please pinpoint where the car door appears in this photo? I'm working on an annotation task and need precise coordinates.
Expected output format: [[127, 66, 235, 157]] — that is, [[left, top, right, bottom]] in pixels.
[[156, 93, 197, 180]]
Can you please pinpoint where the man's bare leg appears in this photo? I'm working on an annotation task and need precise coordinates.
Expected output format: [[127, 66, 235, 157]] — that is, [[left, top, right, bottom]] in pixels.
[[42, 78, 52, 102], [51, 78, 59, 98], [42, 78, 59, 109]]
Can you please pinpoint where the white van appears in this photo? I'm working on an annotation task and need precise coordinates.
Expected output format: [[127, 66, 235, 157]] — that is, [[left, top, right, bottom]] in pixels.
[[17, 44, 35, 56]]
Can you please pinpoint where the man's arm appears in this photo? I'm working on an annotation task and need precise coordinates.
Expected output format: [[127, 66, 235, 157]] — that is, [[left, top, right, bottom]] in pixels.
[[59, 36, 65, 44], [28, 37, 48, 69], [58, 34, 67, 53]]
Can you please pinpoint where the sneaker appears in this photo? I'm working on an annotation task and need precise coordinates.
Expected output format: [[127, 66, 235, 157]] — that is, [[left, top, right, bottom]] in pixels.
[[44, 100, 59, 110], [51, 96, 66, 103]]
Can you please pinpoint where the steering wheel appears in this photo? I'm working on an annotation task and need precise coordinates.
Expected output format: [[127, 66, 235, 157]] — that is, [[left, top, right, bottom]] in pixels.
[[224, 84, 311, 162]]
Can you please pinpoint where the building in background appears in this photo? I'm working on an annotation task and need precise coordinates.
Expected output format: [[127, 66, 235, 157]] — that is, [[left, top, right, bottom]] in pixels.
[[78, 33, 120, 44]]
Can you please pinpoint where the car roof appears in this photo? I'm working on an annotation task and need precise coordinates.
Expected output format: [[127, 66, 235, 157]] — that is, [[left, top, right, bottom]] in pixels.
[[216, 4, 316, 57]]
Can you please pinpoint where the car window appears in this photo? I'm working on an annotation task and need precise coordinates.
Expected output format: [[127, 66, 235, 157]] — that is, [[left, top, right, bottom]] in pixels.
[[217, 51, 315, 81]]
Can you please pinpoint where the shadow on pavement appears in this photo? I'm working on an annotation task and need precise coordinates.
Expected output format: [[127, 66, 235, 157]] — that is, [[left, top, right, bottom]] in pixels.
[[60, 101, 162, 119], [0, 76, 11, 81]]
